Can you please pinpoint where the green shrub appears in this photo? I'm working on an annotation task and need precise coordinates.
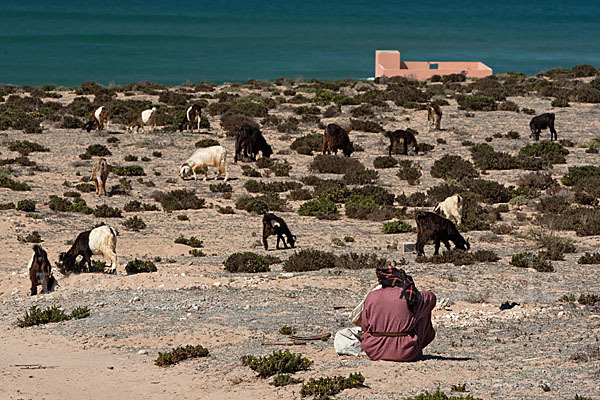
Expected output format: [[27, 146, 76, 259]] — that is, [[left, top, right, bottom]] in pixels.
[[309, 154, 363, 174], [154, 345, 209, 367], [125, 259, 157, 274], [431, 155, 478, 180], [520, 141, 568, 158], [79, 144, 111, 159], [298, 197, 339, 219], [0, 202, 15, 210], [300, 372, 365, 398], [397, 160, 422, 185], [345, 197, 400, 221], [242, 350, 313, 378], [350, 185, 395, 206], [270, 374, 302, 387], [8, 140, 49, 156], [112, 165, 145, 176], [220, 113, 258, 135], [152, 189, 205, 212], [343, 167, 379, 185], [462, 178, 512, 204], [122, 216, 146, 231], [16, 199, 36, 212], [510, 252, 553, 272], [551, 98, 569, 107], [470, 143, 520, 170], [241, 165, 261, 177], [578, 252, 600, 264], [373, 156, 398, 169], [75, 183, 96, 193], [93, 205, 122, 218], [456, 94, 497, 111], [416, 249, 499, 266], [283, 249, 337, 272], [0, 171, 31, 191], [498, 100, 519, 112], [210, 183, 232, 193], [217, 205, 235, 214], [288, 188, 313, 201], [382, 220, 412, 234], [403, 388, 483, 400], [235, 193, 286, 214], [290, 134, 323, 155], [334, 253, 388, 270], [522, 108, 536, 115], [17, 305, 90, 327], [18, 231, 43, 243], [269, 161, 292, 177], [174, 236, 204, 248], [223, 252, 271, 273], [350, 119, 383, 133], [123, 200, 159, 212], [277, 116, 300, 133], [195, 138, 220, 148]]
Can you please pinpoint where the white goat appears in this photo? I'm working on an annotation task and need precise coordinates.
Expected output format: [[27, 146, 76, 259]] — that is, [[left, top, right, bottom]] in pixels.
[[434, 194, 463, 225], [59, 225, 119, 274], [179, 145, 229, 182]]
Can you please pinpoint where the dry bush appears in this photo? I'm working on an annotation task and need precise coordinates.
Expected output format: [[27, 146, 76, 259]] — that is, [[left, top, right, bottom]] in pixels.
[[373, 156, 398, 169], [223, 252, 271, 273], [431, 155, 478, 180], [290, 134, 322, 155], [397, 160, 422, 185], [309, 154, 363, 174], [283, 249, 337, 272], [151, 189, 206, 212]]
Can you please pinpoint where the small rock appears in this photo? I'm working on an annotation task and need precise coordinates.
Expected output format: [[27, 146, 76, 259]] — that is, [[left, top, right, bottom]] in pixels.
[[278, 273, 294, 279], [213, 282, 221, 287], [138, 350, 148, 355]]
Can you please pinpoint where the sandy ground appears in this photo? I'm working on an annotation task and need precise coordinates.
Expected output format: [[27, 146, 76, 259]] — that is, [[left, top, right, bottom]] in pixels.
[[1, 83, 600, 399]]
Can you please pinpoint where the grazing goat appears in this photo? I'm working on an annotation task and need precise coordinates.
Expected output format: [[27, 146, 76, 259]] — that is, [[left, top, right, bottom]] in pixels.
[[433, 194, 463, 225], [179, 104, 202, 132], [128, 106, 157, 132], [28, 245, 57, 296], [323, 124, 354, 157], [262, 213, 296, 250], [92, 158, 109, 196], [59, 225, 119, 274], [415, 211, 469, 256], [84, 106, 109, 132], [427, 103, 442, 131], [385, 129, 419, 156], [234, 124, 273, 162], [179, 145, 229, 181], [530, 113, 557, 141]]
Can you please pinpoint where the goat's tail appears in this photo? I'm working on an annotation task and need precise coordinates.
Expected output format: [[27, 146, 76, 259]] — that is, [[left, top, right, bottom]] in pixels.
[[433, 204, 441, 213]]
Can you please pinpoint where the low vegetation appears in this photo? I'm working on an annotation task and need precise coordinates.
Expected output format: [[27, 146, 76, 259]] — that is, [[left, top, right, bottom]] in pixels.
[[125, 259, 157, 274], [241, 350, 313, 378], [17, 305, 90, 327], [224, 252, 272, 273], [154, 345, 209, 367]]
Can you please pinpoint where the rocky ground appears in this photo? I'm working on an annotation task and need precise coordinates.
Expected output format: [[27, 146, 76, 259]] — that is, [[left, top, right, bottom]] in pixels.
[[0, 79, 599, 399]]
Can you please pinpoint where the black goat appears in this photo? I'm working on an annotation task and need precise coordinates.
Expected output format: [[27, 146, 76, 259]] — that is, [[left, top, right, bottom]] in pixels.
[[415, 211, 469, 256], [234, 124, 273, 162], [262, 213, 296, 250], [530, 113, 557, 141], [322, 123, 354, 157]]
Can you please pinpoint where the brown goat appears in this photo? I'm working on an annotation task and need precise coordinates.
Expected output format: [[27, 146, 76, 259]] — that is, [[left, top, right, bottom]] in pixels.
[[322, 124, 354, 157], [385, 130, 419, 156], [84, 106, 109, 132], [128, 107, 157, 132], [28, 245, 56, 295], [263, 213, 296, 250], [92, 158, 109, 196], [415, 211, 469, 256], [427, 103, 442, 131]]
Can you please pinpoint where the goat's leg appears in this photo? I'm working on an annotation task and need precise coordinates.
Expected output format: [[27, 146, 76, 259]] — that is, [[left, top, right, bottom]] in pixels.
[[550, 123, 557, 141], [107, 252, 118, 274], [427, 119, 431, 132], [434, 239, 441, 255], [276, 235, 281, 249], [94, 179, 99, 195], [415, 235, 425, 256], [403, 139, 408, 155], [442, 239, 452, 252], [30, 283, 37, 296], [279, 234, 289, 249], [263, 235, 269, 250], [41, 274, 49, 294]]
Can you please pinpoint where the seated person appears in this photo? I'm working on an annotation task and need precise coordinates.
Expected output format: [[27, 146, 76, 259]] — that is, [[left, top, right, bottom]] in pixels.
[[361, 267, 436, 362]]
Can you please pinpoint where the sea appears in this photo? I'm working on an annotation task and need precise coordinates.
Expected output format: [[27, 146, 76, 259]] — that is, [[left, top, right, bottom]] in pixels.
[[1, 0, 599, 86]]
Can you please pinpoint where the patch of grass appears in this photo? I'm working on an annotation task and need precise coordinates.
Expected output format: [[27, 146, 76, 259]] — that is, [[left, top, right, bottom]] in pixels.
[[241, 350, 313, 378], [235, 193, 286, 214], [510, 252, 554, 272], [373, 156, 398, 169], [79, 144, 111, 159], [209, 183, 233, 193], [17, 305, 89, 327], [334, 253, 388, 270], [416, 249, 499, 266], [7, 140, 49, 156], [223, 252, 271, 273], [298, 197, 339, 220], [241, 165, 261, 177], [332, 237, 345, 246], [290, 134, 322, 155], [93, 204, 122, 218], [122, 216, 146, 231], [456, 94, 497, 111], [112, 165, 145, 176], [0, 170, 31, 191], [217, 205, 235, 214], [404, 388, 482, 400], [189, 249, 206, 257], [382, 220, 412, 234], [397, 160, 422, 185], [152, 189, 206, 212], [270, 374, 302, 387], [278, 325, 297, 335], [17, 231, 43, 243], [154, 345, 209, 367], [125, 259, 157, 275], [175, 236, 204, 248], [300, 372, 366, 399]]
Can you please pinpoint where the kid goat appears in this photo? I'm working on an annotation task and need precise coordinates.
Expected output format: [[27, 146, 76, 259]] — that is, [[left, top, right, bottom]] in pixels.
[[433, 194, 463, 225], [59, 225, 119, 274], [415, 211, 469, 256], [28, 245, 57, 295], [262, 213, 296, 250], [92, 158, 109, 196]]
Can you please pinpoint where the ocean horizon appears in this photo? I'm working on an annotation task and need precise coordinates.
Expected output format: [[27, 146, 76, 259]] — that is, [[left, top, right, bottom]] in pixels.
[[1, 1, 599, 86]]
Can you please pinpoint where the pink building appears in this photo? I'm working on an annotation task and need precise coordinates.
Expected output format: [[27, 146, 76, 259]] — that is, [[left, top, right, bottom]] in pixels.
[[375, 50, 492, 80]]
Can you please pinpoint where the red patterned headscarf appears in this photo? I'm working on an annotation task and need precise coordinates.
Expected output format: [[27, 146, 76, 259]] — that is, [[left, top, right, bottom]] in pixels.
[[375, 267, 421, 312]]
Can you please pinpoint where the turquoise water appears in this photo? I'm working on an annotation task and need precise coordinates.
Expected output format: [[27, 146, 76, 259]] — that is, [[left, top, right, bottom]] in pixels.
[[1, 1, 599, 86]]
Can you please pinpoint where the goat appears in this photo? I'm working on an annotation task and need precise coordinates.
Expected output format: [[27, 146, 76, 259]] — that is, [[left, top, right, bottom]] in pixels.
[[179, 145, 228, 181], [384, 129, 419, 156], [59, 225, 119, 274], [530, 113, 557, 141], [234, 124, 273, 162], [427, 103, 442, 131], [92, 158, 109, 196], [433, 194, 463, 225], [262, 213, 296, 250], [84, 106, 109, 132], [178, 104, 202, 132], [415, 211, 469, 256], [128, 106, 157, 132], [322, 124, 354, 157], [28, 245, 57, 296]]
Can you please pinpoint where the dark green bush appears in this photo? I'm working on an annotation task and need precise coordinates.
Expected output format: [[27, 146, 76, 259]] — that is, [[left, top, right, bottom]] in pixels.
[[300, 373, 365, 398], [17, 305, 89, 327], [397, 160, 422, 185], [309, 154, 363, 174], [124, 154, 138, 162], [93, 205, 122, 218], [217, 205, 235, 214], [520, 141, 568, 158], [8, 140, 49, 156], [288, 188, 313, 201], [112, 165, 145, 176], [18, 231, 43, 243], [174, 236, 204, 248], [578, 252, 600, 264], [0, 171, 31, 191], [0, 202, 16, 210], [75, 183, 96, 193], [403, 388, 482, 400], [152, 189, 206, 212], [277, 117, 300, 133], [122, 216, 146, 231], [195, 138, 220, 148], [220, 112, 258, 135], [456, 94, 497, 111], [16, 199, 36, 212], [510, 252, 553, 272], [209, 183, 232, 193], [298, 197, 339, 219], [223, 252, 271, 273], [551, 98, 569, 107], [342, 167, 379, 185], [470, 143, 520, 170], [373, 156, 398, 169], [154, 345, 209, 367], [461, 178, 512, 204], [242, 350, 313, 378], [241, 165, 261, 177], [79, 144, 111, 160], [290, 134, 322, 155], [283, 249, 337, 272], [382, 220, 412, 234], [345, 197, 400, 221], [416, 249, 499, 266], [235, 193, 286, 214], [431, 155, 478, 180], [334, 253, 388, 270], [123, 200, 159, 212], [350, 119, 383, 133], [270, 374, 302, 387], [125, 259, 157, 274]]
